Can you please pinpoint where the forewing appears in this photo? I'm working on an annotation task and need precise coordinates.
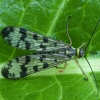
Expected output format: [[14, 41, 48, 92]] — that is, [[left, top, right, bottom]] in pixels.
[[1, 27, 69, 51], [1, 54, 70, 79]]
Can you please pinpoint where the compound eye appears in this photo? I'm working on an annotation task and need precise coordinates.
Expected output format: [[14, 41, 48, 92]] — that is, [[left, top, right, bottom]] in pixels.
[[80, 49, 84, 57]]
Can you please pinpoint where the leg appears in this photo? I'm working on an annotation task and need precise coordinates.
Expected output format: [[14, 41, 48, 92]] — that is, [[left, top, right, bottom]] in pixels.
[[56, 62, 67, 69], [74, 57, 88, 80], [66, 16, 72, 46], [78, 43, 86, 49], [59, 16, 72, 47]]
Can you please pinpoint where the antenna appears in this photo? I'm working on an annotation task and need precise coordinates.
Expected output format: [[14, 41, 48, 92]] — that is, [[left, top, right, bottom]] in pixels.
[[67, 16, 99, 90], [84, 19, 100, 51], [84, 19, 100, 90], [84, 56, 98, 90]]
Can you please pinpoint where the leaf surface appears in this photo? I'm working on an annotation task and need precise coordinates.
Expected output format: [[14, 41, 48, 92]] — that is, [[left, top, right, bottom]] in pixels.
[[0, 0, 100, 100]]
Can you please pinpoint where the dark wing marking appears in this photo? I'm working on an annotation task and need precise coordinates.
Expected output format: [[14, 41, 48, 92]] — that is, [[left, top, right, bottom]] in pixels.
[[1, 54, 70, 79], [1, 27, 70, 51]]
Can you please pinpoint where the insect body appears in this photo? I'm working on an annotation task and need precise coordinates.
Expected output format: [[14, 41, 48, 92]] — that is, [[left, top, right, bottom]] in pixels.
[[1, 26, 84, 79], [1, 17, 100, 80]]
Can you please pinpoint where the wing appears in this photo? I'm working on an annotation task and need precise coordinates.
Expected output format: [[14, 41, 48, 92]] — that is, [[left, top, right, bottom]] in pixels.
[[1, 54, 70, 79], [1, 27, 70, 51]]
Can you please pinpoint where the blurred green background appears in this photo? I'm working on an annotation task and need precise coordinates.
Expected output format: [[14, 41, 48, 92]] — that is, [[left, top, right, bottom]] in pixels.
[[0, 0, 100, 100]]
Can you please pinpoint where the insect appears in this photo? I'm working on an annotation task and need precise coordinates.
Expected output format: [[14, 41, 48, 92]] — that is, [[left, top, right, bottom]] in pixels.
[[1, 17, 100, 82]]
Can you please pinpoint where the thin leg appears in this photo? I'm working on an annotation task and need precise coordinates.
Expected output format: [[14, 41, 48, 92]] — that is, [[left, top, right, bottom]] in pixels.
[[56, 62, 67, 69], [66, 16, 72, 45], [74, 57, 88, 80], [78, 43, 86, 49]]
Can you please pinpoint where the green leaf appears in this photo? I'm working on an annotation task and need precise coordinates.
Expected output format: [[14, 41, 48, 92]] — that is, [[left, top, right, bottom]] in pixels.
[[0, 0, 100, 100]]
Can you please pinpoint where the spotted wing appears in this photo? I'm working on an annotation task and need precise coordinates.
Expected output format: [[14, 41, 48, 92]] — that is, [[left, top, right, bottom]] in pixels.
[[1, 54, 70, 79], [1, 27, 69, 51]]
